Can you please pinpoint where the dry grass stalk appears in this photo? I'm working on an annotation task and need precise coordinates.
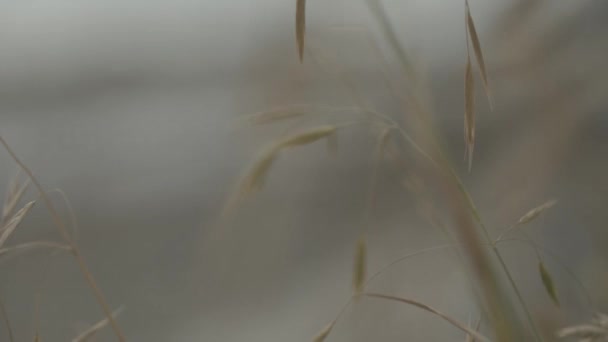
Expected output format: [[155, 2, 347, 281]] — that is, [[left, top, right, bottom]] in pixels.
[[464, 54, 475, 171], [71, 306, 124, 342], [465, 0, 492, 109], [0, 201, 35, 248], [538, 261, 560, 307], [312, 321, 335, 342], [364, 293, 492, 342], [2, 173, 29, 225], [0, 136, 126, 341], [352, 237, 367, 295], [296, 0, 306, 62], [517, 199, 558, 225]]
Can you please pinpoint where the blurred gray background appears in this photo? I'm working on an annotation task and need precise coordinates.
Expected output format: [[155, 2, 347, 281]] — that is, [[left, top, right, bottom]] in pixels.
[[0, 0, 607, 341]]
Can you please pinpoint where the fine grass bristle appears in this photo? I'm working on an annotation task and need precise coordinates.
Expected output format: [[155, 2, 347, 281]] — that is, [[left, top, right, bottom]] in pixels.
[[353, 236, 367, 295], [296, 0, 306, 62], [539, 261, 560, 307], [71, 306, 124, 342], [465, 0, 492, 109], [312, 321, 335, 342], [517, 199, 558, 225], [0, 201, 35, 248], [464, 54, 475, 172]]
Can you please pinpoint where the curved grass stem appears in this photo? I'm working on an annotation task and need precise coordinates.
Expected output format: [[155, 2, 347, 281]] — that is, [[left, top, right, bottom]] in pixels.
[[0, 136, 126, 342]]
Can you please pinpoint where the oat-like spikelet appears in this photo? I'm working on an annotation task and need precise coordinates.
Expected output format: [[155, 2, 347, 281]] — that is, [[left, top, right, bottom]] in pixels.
[[517, 199, 558, 225], [353, 236, 367, 295]]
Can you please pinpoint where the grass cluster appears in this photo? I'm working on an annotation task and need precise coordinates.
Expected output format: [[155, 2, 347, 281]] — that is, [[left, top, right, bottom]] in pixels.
[[0, 0, 604, 341], [227, 1, 604, 341]]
